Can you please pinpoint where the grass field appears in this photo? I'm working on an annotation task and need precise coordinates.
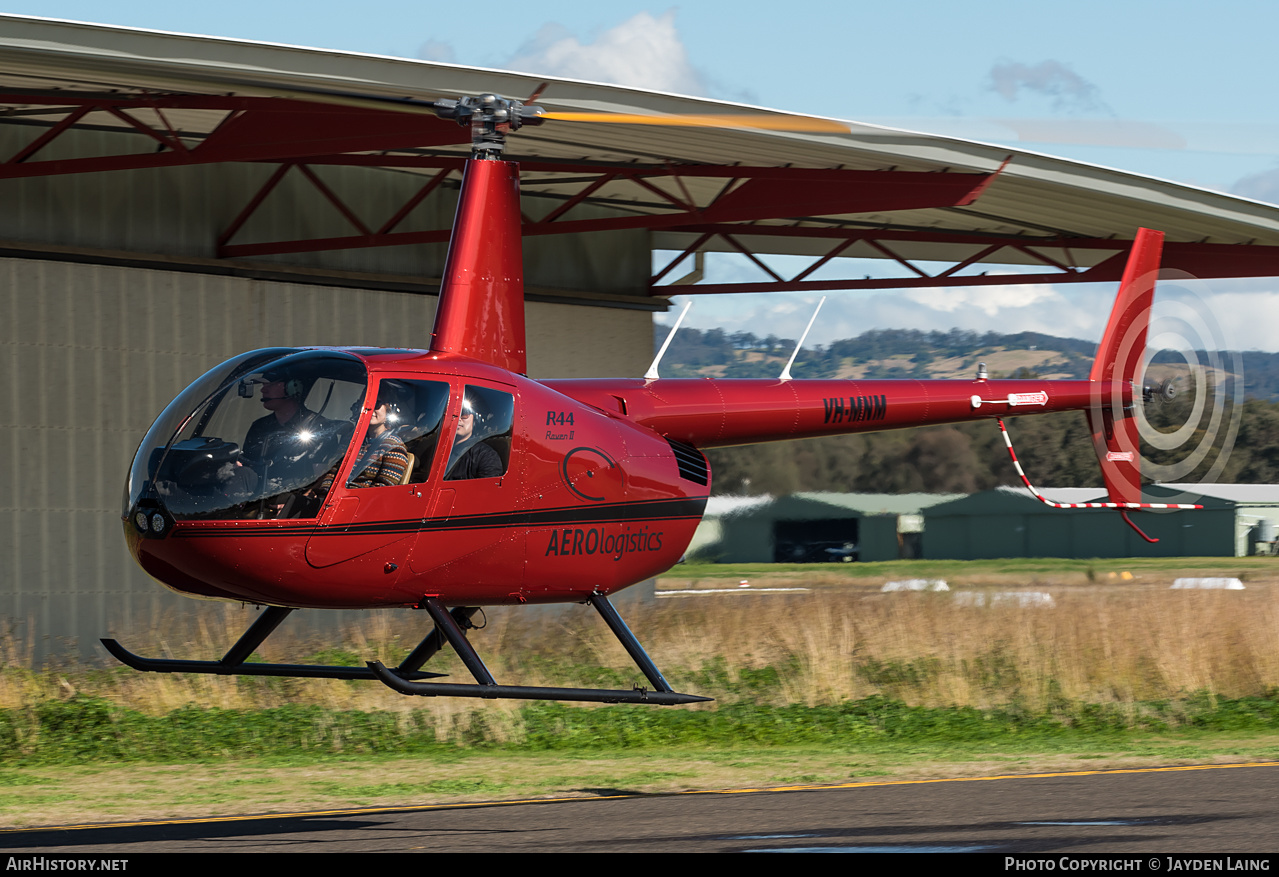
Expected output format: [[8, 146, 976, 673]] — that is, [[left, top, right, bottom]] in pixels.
[[2, 558, 1278, 827], [5, 735, 1279, 829]]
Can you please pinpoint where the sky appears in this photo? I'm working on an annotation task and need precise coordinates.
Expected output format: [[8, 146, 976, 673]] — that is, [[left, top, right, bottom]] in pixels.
[[7, 1, 1279, 350]]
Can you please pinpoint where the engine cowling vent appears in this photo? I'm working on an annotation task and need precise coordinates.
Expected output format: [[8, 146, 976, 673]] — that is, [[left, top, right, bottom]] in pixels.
[[665, 437, 709, 486]]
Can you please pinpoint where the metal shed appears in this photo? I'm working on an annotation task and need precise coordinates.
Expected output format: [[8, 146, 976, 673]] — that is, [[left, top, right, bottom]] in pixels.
[[695, 492, 962, 563], [923, 485, 1279, 559]]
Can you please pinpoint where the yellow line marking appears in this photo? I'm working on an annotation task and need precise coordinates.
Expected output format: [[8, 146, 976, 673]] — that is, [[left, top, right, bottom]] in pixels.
[[6, 761, 1279, 834], [691, 760, 1279, 795]]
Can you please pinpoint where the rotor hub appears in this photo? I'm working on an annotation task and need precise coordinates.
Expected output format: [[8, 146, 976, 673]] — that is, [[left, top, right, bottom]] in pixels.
[[1142, 377, 1178, 404], [434, 93, 545, 159]]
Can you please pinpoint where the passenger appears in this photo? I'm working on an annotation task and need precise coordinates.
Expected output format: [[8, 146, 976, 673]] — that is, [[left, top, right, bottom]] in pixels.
[[444, 396, 503, 480], [318, 392, 410, 491], [346, 393, 411, 488]]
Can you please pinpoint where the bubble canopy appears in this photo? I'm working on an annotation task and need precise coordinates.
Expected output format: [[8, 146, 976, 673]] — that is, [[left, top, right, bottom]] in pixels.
[[125, 349, 368, 525]]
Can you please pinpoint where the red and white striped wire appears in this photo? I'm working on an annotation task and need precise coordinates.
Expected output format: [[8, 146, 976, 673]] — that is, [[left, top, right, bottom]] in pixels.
[[995, 418, 1201, 510]]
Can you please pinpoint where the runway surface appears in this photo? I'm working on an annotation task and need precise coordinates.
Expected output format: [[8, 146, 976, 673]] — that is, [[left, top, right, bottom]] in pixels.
[[4, 762, 1279, 853]]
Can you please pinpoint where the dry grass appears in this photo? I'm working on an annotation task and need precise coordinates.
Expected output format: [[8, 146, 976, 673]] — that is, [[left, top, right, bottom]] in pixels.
[[3, 584, 1278, 725], [635, 584, 1279, 711], [659, 588, 1279, 710]]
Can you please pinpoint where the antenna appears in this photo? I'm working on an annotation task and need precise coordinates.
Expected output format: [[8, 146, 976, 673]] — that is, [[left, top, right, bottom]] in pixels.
[[779, 297, 826, 381], [645, 300, 692, 381]]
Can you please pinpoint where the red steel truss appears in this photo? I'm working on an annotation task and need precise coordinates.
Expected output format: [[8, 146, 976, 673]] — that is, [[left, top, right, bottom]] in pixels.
[[4, 90, 1279, 294], [648, 225, 1279, 294], [211, 155, 999, 259]]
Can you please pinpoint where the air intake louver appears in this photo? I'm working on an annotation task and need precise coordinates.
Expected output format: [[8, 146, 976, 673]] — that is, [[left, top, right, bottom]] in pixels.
[[665, 437, 709, 486]]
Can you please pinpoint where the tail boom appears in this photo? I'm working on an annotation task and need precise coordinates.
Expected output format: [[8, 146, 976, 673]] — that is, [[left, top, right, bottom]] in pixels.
[[548, 376, 1125, 448]]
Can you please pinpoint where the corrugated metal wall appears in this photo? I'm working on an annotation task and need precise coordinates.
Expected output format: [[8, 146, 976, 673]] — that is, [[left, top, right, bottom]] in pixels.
[[0, 125, 651, 292], [922, 498, 1239, 559], [0, 120, 661, 664], [0, 257, 654, 663]]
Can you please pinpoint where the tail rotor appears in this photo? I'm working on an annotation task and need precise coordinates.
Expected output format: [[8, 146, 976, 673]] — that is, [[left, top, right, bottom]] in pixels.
[[1085, 228, 1242, 507], [1134, 276, 1243, 487]]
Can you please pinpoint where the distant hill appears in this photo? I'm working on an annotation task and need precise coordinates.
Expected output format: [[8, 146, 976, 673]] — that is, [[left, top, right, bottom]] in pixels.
[[653, 325, 1279, 401], [649, 325, 1279, 494]]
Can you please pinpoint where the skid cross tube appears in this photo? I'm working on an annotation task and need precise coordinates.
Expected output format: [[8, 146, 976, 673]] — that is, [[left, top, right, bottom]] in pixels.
[[421, 598, 496, 685], [367, 594, 711, 705], [100, 605, 447, 681], [398, 606, 479, 673]]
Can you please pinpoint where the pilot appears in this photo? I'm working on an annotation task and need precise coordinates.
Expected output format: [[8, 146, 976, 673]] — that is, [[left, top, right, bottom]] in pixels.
[[323, 390, 410, 490], [444, 395, 504, 481], [242, 374, 335, 489]]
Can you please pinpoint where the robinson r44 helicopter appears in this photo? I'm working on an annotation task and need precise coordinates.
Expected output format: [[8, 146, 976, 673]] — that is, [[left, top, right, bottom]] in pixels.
[[109, 92, 1197, 705]]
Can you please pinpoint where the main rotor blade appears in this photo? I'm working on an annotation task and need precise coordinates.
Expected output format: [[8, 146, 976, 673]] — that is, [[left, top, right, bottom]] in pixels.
[[538, 111, 850, 133]]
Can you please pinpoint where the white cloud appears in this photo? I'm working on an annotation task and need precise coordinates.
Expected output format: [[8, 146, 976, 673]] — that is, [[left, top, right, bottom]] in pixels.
[[986, 59, 1112, 116], [1231, 167, 1279, 204], [855, 285, 1109, 341], [900, 284, 1061, 317], [1180, 283, 1279, 352], [503, 10, 706, 95], [418, 40, 457, 64]]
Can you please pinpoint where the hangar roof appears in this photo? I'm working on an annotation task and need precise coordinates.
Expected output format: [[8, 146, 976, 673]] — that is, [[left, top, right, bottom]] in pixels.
[[4, 14, 1279, 295]]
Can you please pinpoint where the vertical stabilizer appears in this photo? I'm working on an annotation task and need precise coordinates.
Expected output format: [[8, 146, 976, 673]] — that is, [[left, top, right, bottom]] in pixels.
[[430, 159, 527, 374], [1087, 227, 1164, 504]]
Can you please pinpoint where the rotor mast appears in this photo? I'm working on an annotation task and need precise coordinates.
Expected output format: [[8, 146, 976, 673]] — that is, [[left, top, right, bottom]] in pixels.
[[426, 94, 544, 373]]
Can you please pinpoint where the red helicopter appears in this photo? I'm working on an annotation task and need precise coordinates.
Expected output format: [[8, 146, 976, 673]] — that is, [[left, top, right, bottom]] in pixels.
[[107, 93, 1195, 705]]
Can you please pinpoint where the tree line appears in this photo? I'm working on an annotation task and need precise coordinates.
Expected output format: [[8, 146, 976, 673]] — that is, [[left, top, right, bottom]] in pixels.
[[652, 325, 1279, 494], [656, 325, 1279, 398], [705, 400, 1279, 496]]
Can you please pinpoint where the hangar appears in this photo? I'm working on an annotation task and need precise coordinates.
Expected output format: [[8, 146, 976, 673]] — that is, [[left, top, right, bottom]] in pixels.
[[5, 15, 1279, 658], [923, 484, 1279, 559], [690, 493, 963, 563]]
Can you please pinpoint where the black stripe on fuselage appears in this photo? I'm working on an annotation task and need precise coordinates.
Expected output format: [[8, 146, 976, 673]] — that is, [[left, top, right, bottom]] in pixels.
[[171, 496, 708, 539]]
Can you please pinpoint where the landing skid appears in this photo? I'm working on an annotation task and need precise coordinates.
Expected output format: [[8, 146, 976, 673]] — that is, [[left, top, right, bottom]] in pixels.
[[101, 604, 448, 682], [368, 595, 711, 705], [101, 595, 711, 706]]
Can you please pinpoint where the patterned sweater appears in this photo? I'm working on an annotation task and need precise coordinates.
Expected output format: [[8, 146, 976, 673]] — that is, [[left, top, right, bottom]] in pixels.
[[319, 432, 409, 492]]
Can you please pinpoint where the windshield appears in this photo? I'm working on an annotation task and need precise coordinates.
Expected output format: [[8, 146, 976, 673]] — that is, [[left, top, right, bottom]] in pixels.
[[125, 350, 367, 521]]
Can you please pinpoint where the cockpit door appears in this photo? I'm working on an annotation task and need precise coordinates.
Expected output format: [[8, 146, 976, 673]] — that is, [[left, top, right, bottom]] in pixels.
[[305, 378, 450, 569], [406, 380, 526, 592]]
